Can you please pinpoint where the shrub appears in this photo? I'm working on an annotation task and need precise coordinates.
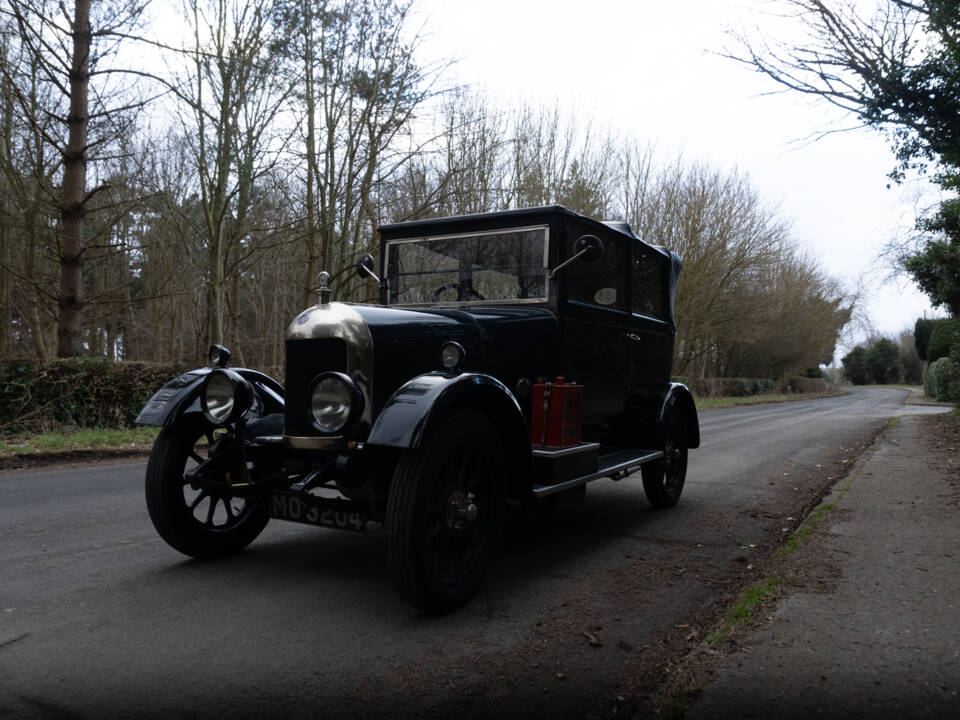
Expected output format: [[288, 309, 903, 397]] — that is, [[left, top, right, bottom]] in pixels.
[[753, 378, 775, 394], [787, 377, 828, 394], [927, 319, 960, 363], [0, 359, 187, 434], [865, 337, 903, 385], [915, 318, 935, 361], [682, 377, 778, 398], [928, 357, 960, 402], [923, 363, 937, 398], [842, 345, 869, 385]]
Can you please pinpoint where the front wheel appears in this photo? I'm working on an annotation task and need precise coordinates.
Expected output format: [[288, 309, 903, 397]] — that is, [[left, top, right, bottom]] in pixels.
[[641, 408, 688, 509], [145, 416, 269, 559], [386, 410, 504, 614]]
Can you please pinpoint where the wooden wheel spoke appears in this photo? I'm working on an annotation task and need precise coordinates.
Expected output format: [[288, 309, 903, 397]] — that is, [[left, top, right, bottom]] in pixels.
[[189, 490, 208, 510], [205, 497, 218, 525]]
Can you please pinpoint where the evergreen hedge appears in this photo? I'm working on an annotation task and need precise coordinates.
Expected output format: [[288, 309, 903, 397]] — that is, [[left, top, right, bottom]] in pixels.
[[0, 359, 187, 434], [927, 319, 960, 363], [677, 376, 825, 398], [2, 359, 834, 434], [925, 357, 960, 402]]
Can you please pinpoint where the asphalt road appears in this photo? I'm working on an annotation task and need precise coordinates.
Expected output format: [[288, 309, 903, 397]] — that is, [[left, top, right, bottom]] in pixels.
[[0, 387, 946, 719]]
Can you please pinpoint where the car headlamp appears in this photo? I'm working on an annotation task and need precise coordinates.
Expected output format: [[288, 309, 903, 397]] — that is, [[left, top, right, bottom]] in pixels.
[[440, 341, 465, 370], [207, 344, 231, 368], [201, 369, 253, 425], [308, 372, 364, 433]]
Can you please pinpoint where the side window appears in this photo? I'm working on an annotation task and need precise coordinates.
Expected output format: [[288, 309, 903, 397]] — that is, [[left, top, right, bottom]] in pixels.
[[632, 245, 666, 320], [566, 234, 625, 309]]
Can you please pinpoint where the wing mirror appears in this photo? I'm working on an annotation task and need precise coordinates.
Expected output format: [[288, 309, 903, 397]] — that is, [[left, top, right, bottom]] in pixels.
[[357, 252, 380, 284], [549, 234, 604, 278]]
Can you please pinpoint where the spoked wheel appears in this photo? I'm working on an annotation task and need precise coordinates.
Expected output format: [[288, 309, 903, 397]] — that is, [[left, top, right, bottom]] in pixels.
[[641, 408, 688, 509], [145, 415, 268, 559], [386, 410, 504, 614]]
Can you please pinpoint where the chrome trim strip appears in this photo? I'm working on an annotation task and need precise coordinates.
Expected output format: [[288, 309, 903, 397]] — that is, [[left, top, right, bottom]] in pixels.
[[283, 435, 345, 450], [386, 298, 549, 309], [386, 224, 549, 244], [531, 450, 664, 498], [531, 442, 600, 458]]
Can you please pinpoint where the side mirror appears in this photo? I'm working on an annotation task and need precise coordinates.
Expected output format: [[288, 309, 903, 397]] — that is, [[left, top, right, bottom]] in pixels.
[[574, 234, 604, 263], [357, 253, 380, 283], [549, 234, 605, 278]]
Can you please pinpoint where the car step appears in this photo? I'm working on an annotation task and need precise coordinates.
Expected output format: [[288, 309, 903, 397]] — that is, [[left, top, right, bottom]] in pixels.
[[531, 448, 663, 498]]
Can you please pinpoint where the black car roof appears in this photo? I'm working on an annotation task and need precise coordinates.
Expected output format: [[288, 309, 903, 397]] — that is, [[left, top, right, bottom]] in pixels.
[[378, 205, 669, 258]]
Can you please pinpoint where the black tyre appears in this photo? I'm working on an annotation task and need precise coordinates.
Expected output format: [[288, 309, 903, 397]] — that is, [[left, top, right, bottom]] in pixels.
[[145, 415, 269, 559], [641, 408, 688, 509], [386, 410, 504, 614]]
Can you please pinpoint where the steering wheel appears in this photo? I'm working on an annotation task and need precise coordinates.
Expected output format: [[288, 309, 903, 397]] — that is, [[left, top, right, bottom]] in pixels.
[[431, 282, 485, 303]]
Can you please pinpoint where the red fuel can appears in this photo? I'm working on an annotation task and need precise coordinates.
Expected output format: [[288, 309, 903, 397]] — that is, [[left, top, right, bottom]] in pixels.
[[530, 376, 583, 448]]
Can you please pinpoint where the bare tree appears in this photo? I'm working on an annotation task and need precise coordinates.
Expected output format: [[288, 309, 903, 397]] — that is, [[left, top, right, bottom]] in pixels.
[[727, 1, 960, 316], [0, 0, 151, 357], [169, 0, 293, 355], [278, 0, 443, 302]]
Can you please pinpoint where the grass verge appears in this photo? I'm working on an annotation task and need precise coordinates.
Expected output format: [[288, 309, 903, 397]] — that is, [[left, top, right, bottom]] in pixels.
[[706, 577, 784, 646], [706, 420, 882, 645], [0, 426, 160, 456], [696, 391, 844, 410]]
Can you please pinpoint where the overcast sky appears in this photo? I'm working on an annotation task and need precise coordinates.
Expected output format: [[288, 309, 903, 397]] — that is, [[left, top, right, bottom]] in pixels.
[[414, 0, 945, 352]]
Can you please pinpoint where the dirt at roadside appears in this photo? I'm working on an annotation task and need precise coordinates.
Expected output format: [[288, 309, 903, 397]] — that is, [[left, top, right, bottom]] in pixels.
[[672, 412, 960, 720], [0, 448, 151, 472], [923, 412, 960, 502], [335, 423, 887, 720]]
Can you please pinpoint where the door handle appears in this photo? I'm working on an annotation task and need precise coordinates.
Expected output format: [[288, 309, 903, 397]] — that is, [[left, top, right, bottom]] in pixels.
[[625, 333, 643, 343]]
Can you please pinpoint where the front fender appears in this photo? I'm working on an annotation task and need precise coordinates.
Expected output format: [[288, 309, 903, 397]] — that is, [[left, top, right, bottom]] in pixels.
[[367, 372, 523, 448], [659, 382, 700, 449], [136, 368, 284, 427], [367, 371, 532, 498]]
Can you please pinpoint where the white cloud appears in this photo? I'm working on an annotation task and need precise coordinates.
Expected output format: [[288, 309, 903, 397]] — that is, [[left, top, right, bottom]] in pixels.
[[415, 0, 939, 339]]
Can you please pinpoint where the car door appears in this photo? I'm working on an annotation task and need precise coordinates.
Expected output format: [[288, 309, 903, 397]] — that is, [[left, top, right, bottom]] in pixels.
[[561, 231, 631, 443], [624, 242, 675, 447]]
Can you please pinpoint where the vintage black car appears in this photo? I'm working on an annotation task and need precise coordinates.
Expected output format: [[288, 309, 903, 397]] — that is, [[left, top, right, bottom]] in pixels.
[[136, 206, 700, 613]]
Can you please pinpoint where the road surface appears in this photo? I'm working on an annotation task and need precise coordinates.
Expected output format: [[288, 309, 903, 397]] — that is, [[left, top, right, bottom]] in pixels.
[[0, 387, 945, 718]]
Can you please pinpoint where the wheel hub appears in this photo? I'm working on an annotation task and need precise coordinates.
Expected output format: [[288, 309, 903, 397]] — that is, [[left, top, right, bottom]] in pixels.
[[665, 443, 682, 468], [445, 490, 478, 530]]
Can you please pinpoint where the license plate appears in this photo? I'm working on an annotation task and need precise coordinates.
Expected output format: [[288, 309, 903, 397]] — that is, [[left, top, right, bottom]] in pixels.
[[270, 493, 366, 532]]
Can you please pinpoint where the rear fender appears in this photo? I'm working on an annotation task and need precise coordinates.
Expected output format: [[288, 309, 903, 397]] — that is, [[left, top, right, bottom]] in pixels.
[[367, 372, 532, 498], [658, 383, 700, 448], [135, 368, 284, 427]]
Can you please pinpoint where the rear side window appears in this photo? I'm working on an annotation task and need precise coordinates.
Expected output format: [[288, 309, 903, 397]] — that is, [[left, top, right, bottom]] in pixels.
[[566, 234, 625, 310], [632, 246, 667, 320]]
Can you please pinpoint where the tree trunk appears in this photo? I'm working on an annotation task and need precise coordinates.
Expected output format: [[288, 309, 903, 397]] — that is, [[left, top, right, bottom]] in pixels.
[[302, 0, 319, 307], [57, 0, 90, 357]]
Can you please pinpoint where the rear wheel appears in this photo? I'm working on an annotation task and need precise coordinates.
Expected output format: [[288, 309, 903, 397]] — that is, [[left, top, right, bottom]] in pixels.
[[386, 410, 504, 614], [145, 416, 268, 559], [641, 408, 688, 509]]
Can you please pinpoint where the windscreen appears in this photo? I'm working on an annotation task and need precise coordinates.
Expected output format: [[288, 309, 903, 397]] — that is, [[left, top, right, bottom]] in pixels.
[[386, 227, 548, 305]]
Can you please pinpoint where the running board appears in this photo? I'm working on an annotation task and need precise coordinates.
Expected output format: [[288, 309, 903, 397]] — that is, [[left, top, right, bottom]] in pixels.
[[532, 449, 663, 498]]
